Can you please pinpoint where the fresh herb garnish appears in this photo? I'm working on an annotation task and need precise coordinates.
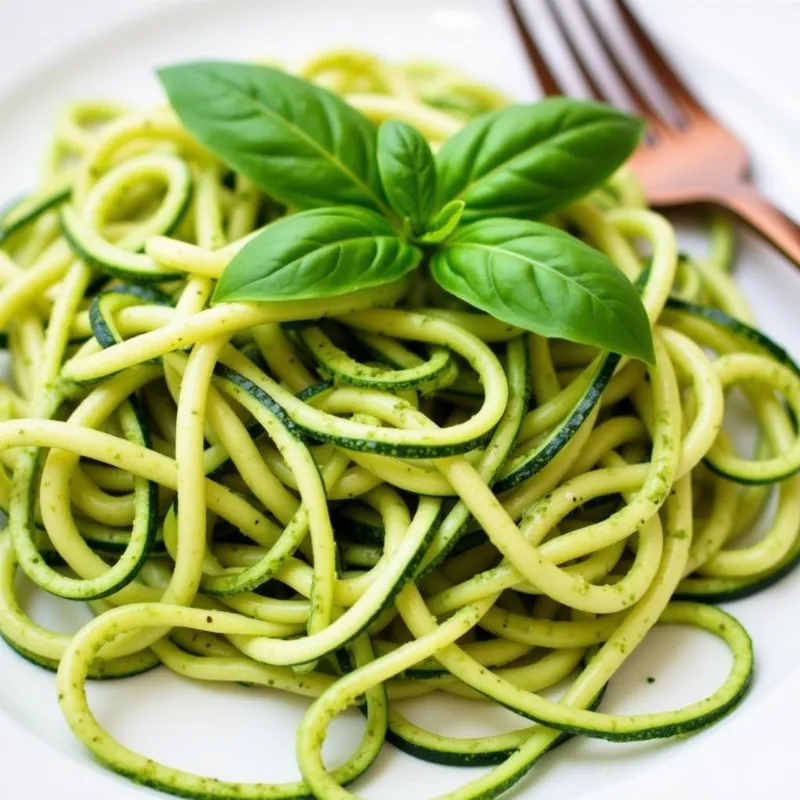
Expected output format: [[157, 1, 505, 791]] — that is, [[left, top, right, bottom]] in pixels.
[[376, 119, 438, 236], [431, 218, 655, 363], [417, 200, 466, 245], [435, 99, 645, 222], [158, 62, 389, 215], [159, 61, 653, 362], [212, 207, 422, 303]]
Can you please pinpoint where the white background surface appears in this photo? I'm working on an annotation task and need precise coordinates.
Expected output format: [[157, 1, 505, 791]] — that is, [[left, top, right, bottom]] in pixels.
[[1, 1, 799, 799]]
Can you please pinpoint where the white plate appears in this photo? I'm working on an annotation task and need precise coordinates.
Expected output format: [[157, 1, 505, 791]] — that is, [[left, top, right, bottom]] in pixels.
[[2, 1, 800, 798]]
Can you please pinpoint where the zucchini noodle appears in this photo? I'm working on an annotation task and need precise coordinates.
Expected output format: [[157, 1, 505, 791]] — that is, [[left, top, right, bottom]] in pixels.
[[3, 48, 798, 800]]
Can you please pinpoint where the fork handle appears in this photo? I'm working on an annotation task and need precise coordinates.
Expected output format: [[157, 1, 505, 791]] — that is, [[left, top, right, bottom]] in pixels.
[[715, 184, 800, 267]]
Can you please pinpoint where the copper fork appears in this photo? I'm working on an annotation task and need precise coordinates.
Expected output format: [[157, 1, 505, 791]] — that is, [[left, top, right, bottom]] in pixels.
[[505, 0, 800, 265]]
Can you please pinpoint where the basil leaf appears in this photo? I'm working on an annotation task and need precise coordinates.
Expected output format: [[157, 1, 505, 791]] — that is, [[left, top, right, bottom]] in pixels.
[[158, 61, 390, 215], [431, 218, 654, 363], [418, 200, 465, 244], [436, 98, 644, 222], [377, 120, 437, 229], [212, 207, 421, 304]]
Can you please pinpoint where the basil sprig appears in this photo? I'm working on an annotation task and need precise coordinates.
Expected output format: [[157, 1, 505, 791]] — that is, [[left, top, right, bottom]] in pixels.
[[158, 62, 389, 215], [435, 99, 645, 222], [213, 207, 422, 303], [432, 219, 654, 363], [377, 119, 437, 234], [418, 200, 466, 244], [160, 61, 654, 363]]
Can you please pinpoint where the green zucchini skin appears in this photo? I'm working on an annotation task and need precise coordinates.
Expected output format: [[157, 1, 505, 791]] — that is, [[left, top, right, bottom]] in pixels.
[[211, 361, 446, 658], [60, 161, 191, 284], [0, 193, 25, 225], [486, 605, 752, 744], [203, 380, 333, 483], [80, 397, 159, 600], [302, 426, 492, 459], [333, 504, 385, 545], [703, 458, 800, 487], [1, 634, 160, 680], [12, 395, 159, 602], [666, 299, 800, 485], [0, 174, 72, 244], [0, 518, 138, 561], [494, 353, 620, 494], [214, 362, 489, 459], [77, 523, 167, 557], [676, 534, 800, 603], [1, 635, 64, 674], [299, 324, 453, 392], [666, 298, 800, 378], [502, 678, 752, 743], [89, 284, 175, 348], [214, 364, 307, 441], [383, 687, 607, 768], [61, 208, 179, 284], [384, 726, 519, 767], [192, 362, 332, 597], [415, 337, 530, 576], [295, 380, 334, 404]]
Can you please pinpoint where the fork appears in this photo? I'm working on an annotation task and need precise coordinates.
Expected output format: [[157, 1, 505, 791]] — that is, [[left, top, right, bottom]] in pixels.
[[505, 0, 800, 266]]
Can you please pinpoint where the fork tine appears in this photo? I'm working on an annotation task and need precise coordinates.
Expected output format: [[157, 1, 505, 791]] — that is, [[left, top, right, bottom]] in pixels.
[[504, 0, 565, 96], [614, 0, 703, 117], [544, 0, 605, 101], [578, 0, 672, 134]]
